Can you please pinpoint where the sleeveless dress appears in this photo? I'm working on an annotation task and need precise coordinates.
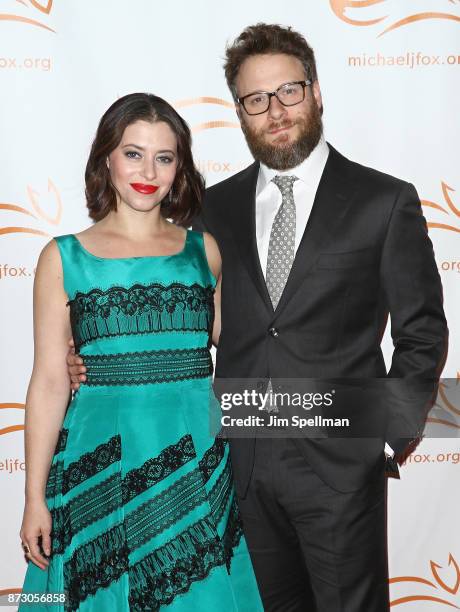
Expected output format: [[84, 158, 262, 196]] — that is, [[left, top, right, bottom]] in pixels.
[[21, 231, 262, 611]]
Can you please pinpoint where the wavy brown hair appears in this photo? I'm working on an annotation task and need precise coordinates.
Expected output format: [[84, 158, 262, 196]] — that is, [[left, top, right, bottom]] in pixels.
[[85, 93, 204, 227], [224, 23, 318, 101]]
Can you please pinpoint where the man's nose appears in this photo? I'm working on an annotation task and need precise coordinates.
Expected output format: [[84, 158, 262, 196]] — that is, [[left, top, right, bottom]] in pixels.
[[267, 95, 287, 120]]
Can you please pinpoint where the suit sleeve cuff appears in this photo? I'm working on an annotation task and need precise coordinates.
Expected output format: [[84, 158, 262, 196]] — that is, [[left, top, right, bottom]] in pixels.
[[384, 442, 395, 458]]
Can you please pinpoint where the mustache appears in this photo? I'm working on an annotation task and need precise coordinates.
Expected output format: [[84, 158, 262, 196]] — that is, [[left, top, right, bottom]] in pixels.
[[266, 119, 297, 133]]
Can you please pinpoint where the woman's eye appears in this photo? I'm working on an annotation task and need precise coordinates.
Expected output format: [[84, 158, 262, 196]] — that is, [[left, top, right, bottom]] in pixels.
[[125, 151, 141, 159], [157, 156, 174, 164]]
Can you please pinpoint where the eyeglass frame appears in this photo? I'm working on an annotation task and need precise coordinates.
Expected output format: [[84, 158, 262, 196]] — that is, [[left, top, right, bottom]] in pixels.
[[237, 80, 312, 116]]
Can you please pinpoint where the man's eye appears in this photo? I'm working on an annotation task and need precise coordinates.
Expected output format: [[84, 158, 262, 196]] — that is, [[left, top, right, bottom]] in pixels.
[[249, 95, 265, 106]]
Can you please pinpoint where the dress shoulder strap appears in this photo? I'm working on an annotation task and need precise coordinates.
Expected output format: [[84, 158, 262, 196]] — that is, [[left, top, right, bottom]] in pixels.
[[54, 234, 85, 297]]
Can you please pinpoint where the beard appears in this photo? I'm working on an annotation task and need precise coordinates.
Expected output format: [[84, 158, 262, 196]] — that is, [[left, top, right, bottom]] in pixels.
[[240, 101, 323, 171]]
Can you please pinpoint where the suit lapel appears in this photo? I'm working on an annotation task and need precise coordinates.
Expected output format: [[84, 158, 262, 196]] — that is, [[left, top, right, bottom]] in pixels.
[[228, 162, 274, 313], [273, 146, 356, 319]]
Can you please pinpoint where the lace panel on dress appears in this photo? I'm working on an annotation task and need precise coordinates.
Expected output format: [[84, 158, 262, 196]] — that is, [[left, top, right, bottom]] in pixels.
[[84, 348, 213, 386], [68, 282, 215, 350]]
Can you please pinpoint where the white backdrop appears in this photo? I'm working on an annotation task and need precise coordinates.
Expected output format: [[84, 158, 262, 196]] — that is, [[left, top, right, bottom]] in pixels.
[[1, 1, 459, 608]]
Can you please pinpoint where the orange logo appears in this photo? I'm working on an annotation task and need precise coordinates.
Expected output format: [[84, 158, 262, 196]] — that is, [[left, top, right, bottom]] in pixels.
[[173, 97, 248, 176], [390, 553, 460, 607], [0, 588, 22, 598], [422, 182, 460, 234], [0, 0, 55, 32], [330, 0, 460, 37], [173, 97, 239, 133], [0, 403, 24, 436], [0, 179, 62, 239]]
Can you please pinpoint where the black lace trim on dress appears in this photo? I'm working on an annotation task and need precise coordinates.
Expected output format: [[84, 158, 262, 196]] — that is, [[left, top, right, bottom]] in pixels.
[[51, 473, 121, 555], [52, 459, 234, 557], [125, 437, 231, 555], [128, 516, 227, 611], [199, 437, 226, 482], [84, 348, 213, 386], [122, 434, 195, 504], [51, 435, 237, 609], [49, 434, 224, 554], [68, 282, 215, 351], [51, 435, 196, 554], [46, 460, 64, 500], [209, 453, 233, 527], [54, 428, 69, 455], [62, 481, 242, 609], [63, 523, 129, 612], [62, 435, 121, 495], [126, 469, 208, 551]]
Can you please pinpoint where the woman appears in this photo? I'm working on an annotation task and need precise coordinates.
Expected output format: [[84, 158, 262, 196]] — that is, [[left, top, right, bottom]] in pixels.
[[20, 93, 262, 611]]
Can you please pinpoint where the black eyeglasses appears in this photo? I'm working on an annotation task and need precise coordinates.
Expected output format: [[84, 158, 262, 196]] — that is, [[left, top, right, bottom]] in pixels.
[[238, 80, 312, 116]]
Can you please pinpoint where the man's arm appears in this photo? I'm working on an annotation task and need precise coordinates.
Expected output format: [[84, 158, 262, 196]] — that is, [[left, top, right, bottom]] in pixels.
[[67, 338, 86, 391], [380, 182, 448, 455]]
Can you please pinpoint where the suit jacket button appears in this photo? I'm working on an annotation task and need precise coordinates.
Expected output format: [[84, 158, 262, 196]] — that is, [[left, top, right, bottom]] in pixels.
[[268, 327, 279, 337]]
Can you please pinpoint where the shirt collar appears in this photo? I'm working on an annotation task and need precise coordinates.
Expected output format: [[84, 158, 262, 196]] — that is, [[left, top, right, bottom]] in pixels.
[[257, 136, 329, 196]]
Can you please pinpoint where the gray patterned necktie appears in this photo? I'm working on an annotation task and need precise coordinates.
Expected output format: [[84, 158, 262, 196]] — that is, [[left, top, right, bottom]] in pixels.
[[266, 175, 298, 309]]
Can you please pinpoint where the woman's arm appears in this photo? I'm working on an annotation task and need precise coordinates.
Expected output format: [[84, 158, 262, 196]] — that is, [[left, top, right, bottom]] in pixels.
[[20, 239, 72, 569], [203, 232, 222, 347]]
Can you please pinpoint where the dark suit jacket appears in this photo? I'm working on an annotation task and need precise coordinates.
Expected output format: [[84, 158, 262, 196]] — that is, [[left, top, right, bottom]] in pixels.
[[195, 144, 448, 495]]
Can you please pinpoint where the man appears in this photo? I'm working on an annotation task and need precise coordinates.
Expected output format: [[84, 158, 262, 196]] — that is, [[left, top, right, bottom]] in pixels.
[[68, 24, 447, 611]]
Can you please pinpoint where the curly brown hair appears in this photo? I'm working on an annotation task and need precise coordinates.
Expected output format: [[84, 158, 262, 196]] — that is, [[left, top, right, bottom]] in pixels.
[[85, 93, 204, 227], [224, 23, 318, 100]]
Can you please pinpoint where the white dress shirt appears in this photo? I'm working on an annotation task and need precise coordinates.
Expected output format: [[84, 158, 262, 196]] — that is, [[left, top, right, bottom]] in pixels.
[[255, 136, 329, 277], [254, 136, 395, 458]]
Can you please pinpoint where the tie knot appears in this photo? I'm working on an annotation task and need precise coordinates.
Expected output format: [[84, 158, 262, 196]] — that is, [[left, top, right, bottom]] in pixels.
[[272, 175, 298, 196]]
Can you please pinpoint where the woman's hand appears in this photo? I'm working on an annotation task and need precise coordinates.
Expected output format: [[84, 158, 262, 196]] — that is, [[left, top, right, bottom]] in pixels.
[[20, 499, 52, 570]]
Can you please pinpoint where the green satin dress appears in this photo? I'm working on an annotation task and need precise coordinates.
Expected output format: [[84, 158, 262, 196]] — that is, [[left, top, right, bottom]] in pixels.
[[21, 231, 262, 611]]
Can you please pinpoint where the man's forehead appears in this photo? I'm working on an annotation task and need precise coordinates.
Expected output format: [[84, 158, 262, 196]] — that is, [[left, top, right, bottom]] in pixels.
[[237, 53, 305, 91]]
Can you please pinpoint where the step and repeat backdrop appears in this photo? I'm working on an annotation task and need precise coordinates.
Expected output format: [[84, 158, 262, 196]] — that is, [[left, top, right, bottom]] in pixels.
[[0, 1, 459, 608]]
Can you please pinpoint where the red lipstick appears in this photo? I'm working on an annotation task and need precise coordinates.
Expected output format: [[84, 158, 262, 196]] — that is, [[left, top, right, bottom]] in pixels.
[[130, 183, 159, 194]]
